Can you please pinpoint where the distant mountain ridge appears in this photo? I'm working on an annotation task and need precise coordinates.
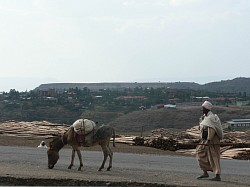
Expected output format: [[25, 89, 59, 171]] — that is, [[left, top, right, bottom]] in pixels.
[[35, 77, 250, 94], [201, 77, 250, 94]]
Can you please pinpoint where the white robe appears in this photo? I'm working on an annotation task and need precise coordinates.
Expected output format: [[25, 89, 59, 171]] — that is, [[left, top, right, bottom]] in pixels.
[[196, 111, 223, 174]]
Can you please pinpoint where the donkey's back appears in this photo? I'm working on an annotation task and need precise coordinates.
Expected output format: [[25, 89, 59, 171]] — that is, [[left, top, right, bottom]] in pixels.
[[93, 125, 115, 147]]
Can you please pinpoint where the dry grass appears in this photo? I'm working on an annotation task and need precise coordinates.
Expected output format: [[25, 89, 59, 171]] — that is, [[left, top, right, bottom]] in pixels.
[[109, 106, 250, 132]]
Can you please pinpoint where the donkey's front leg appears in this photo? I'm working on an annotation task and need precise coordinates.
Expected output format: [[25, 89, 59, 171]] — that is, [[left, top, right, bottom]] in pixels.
[[68, 149, 75, 169], [76, 149, 83, 171]]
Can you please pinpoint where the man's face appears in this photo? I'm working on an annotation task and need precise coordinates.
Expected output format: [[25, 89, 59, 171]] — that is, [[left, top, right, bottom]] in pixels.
[[202, 107, 209, 115]]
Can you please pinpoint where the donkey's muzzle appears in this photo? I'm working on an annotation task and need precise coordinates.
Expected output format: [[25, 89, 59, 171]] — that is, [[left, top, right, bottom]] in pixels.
[[48, 164, 54, 169]]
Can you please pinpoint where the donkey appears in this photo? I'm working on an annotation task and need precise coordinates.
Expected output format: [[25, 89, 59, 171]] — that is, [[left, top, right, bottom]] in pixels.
[[47, 123, 115, 171]]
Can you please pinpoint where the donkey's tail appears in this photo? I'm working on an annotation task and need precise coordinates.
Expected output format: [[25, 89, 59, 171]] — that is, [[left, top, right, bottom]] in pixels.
[[112, 128, 116, 147]]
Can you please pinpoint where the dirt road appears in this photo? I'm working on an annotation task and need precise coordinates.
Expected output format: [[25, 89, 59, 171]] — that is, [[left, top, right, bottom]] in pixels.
[[0, 145, 250, 186]]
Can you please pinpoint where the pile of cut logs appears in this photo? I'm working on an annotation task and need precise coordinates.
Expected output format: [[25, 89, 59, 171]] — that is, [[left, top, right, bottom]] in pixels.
[[133, 126, 250, 160], [144, 136, 178, 151], [0, 120, 68, 139]]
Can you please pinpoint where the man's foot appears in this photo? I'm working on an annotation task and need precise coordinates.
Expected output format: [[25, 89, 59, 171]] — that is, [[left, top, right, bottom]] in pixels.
[[210, 176, 221, 181], [196, 174, 209, 179]]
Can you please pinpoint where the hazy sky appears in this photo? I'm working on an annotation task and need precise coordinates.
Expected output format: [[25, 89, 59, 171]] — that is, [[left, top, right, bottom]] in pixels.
[[0, 0, 249, 92]]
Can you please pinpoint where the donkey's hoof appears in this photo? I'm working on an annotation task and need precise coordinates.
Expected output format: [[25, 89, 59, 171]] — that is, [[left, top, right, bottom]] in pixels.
[[68, 165, 73, 169], [107, 167, 111, 171], [78, 168, 82, 171]]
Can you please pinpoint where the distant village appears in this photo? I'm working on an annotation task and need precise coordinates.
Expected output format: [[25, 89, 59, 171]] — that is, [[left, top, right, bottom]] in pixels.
[[1, 87, 250, 109], [0, 86, 250, 129]]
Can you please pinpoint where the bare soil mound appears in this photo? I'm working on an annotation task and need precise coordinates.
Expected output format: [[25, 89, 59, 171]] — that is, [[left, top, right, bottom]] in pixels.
[[109, 106, 250, 132]]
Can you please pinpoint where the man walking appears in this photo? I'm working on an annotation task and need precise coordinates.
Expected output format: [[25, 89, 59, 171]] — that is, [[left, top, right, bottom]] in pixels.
[[196, 101, 223, 181]]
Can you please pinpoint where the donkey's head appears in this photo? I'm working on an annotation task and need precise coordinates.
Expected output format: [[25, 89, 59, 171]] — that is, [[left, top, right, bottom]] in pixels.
[[47, 136, 63, 169]]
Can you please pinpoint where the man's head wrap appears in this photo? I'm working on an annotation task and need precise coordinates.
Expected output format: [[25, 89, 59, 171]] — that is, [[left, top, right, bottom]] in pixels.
[[202, 101, 212, 110]]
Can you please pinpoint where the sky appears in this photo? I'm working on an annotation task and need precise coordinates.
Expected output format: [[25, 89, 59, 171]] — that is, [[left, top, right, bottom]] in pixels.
[[0, 0, 249, 92]]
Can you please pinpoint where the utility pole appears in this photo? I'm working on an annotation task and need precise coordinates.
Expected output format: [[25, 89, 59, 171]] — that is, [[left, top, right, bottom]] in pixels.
[[141, 126, 144, 137]]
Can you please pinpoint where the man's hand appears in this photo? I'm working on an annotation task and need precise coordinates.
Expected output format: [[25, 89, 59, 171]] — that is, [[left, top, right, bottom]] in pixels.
[[205, 140, 211, 146]]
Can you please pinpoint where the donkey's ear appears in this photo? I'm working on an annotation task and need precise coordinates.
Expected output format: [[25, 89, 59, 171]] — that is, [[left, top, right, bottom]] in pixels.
[[49, 142, 53, 148]]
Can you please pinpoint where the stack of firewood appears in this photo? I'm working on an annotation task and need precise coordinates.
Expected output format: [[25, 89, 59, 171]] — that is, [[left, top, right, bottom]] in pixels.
[[133, 126, 250, 160], [0, 120, 68, 138], [144, 136, 178, 151], [233, 150, 250, 160], [133, 137, 144, 146], [221, 148, 250, 160], [136, 128, 200, 151], [115, 136, 137, 145]]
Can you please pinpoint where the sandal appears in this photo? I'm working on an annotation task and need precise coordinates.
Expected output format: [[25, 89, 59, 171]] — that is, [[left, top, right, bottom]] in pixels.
[[196, 174, 209, 179], [210, 176, 221, 181]]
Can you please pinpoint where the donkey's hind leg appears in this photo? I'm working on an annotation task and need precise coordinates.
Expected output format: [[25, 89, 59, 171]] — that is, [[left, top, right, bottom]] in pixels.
[[106, 146, 113, 171], [68, 149, 75, 169], [98, 145, 108, 171], [76, 149, 83, 171]]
